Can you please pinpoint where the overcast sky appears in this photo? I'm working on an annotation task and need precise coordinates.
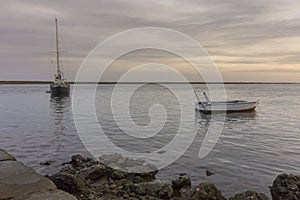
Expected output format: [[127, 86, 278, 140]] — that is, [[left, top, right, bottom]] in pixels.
[[1, 0, 300, 82]]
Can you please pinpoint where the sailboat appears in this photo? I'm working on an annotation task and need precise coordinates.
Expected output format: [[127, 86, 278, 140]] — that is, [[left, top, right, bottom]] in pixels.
[[50, 18, 70, 97]]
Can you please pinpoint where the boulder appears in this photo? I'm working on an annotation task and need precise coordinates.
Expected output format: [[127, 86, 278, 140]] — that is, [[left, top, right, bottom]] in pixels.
[[172, 175, 191, 190], [172, 175, 191, 197], [109, 169, 127, 180], [229, 191, 269, 200], [77, 164, 106, 182], [270, 173, 300, 200], [125, 165, 158, 181], [49, 172, 86, 194], [101, 154, 158, 182], [99, 153, 158, 181], [158, 183, 174, 199], [130, 181, 173, 199], [59, 166, 77, 175], [70, 154, 95, 170], [179, 187, 194, 199], [130, 181, 164, 195], [189, 182, 226, 200], [206, 170, 215, 176], [40, 160, 55, 166]]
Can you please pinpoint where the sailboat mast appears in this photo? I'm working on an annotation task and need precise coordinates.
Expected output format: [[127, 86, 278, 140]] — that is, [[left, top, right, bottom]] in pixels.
[[55, 18, 61, 77]]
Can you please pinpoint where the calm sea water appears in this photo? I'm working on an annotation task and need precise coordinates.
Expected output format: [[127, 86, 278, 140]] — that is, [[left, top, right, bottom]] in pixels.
[[0, 84, 299, 197]]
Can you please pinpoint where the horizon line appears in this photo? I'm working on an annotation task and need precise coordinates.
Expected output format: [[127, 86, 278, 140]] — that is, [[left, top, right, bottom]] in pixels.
[[0, 81, 299, 84]]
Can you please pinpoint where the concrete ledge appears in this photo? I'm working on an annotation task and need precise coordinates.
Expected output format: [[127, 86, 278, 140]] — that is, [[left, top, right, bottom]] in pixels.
[[0, 160, 56, 199], [0, 148, 16, 162], [18, 189, 77, 200], [0, 148, 77, 200]]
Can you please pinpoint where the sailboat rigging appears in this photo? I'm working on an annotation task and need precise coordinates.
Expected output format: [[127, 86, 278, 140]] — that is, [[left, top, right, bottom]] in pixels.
[[50, 18, 70, 97]]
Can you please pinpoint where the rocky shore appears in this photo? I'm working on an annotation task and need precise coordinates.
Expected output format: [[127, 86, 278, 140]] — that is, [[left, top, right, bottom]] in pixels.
[[1, 148, 299, 200], [47, 153, 300, 200]]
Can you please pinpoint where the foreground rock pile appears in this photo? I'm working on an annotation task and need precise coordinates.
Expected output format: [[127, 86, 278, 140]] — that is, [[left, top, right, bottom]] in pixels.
[[1, 148, 299, 200], [49, 154, 172, 199], [48, 154, 275, 200]]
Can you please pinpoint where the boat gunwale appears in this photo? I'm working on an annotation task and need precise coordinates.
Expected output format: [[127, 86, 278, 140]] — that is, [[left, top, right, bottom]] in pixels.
[[199, 100, 259, 106], [198, 106, 257, 114]]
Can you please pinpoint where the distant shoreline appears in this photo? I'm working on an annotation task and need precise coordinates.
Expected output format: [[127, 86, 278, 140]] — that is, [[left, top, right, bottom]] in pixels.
[[0, 81, 299, 85]]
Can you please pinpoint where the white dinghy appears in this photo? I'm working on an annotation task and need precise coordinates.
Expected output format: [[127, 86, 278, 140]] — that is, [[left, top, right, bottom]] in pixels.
[[195, 92, 259, 114]]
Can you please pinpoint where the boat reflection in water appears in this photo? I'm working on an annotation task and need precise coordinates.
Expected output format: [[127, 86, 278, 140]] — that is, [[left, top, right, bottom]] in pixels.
[[49, 96, 72, 151]]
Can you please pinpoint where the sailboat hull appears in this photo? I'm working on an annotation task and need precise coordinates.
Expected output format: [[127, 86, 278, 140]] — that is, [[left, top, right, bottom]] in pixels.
[[50, 84, 70, 97]]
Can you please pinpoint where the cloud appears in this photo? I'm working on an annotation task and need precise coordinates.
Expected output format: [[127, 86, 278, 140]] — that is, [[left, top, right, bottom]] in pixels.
[[0, 0, 299, 81]]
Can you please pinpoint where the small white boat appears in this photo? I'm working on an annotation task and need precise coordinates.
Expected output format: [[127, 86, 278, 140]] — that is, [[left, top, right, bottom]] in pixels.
[[195, 92, 259, 114]]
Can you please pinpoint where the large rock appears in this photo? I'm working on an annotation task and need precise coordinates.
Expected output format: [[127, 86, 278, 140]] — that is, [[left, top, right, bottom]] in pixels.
[[189, 182, 226, 200], [100, 153, 157, 171], [0, 160, 56, 199], [270, 173, 300, 200], [101, 154, 158, 182], [172, 175, 191, 191], [178, 187, 194, 199], [129, 181, 173, 199], [49, 172, 86, 194], [0, 148, 16, 161], [158, 183, 174, 199], [229, 191, 269, 200], [21, 189, 77, 200], [70, 154, 96, 170], [125, 165, 158, 182], [77, 164, 106, 182]]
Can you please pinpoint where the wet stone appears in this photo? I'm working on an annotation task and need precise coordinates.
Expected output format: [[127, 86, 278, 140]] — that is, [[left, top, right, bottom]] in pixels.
[[77, 164, 106, 182], [70, 154, 96, 170], [189, 182, 226, 200], [270, 173, 300, 200], [172, 175, 191, 189], [229, 190, 269, 200], [49, 172, 86, 194], [40, 160, 55, 166]]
